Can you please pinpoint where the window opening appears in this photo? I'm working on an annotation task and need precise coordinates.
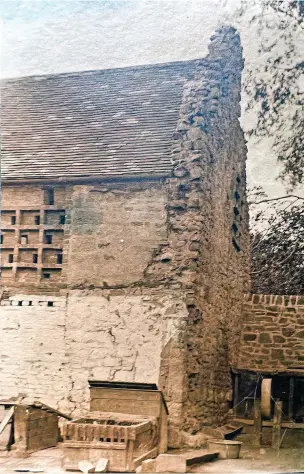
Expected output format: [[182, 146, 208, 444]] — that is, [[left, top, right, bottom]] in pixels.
[[0, 234, 3, 244], [34, 215, 40, 225], [47, 301, 54, 307], [33, 253, 38, 264], [8, 254, 14, 263], [45, 234, 53, 244], [57, 253, 63, 264], [59, 215, 66, 225], [44, 189, 54, 205], [43, 273, 51, 279], [11, 216, 16, 225], [20, 235, 28, 245]]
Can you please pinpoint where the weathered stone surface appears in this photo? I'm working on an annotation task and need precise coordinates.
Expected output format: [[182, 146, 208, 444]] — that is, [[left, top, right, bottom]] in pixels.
[[141, 459, 156, 473], [155, 454, 186, 473]]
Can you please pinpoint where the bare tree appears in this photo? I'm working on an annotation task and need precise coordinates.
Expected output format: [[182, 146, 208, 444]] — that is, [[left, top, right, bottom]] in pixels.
[[237, 0, 304, 190], [249, 187, 304, 294]]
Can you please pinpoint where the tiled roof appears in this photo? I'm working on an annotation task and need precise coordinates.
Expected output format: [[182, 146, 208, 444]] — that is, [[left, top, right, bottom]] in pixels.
[[1, 60, 198, 182]]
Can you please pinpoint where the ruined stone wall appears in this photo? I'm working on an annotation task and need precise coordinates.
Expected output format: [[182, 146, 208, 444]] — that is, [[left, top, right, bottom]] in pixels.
[[147, 27, 249, 445], [238, 294, 304, 372]]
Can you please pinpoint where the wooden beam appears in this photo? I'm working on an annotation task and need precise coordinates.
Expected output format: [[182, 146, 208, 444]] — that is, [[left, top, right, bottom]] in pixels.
[[0, 407, 14, 435], [288, 377, 295, 422], [233, 374, 239, 417], [253, 399, 262, 446], [272, 400, 283, 449], [230, 417, 304, 429], [31, 401, 72, 420]]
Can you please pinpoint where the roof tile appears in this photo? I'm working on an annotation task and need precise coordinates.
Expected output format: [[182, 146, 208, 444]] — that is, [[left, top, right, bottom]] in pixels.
[[1, 60, 198, 182]]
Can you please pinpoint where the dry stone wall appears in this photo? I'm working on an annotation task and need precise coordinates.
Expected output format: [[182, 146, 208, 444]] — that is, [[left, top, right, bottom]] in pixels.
[[238, 294, 304, 372]]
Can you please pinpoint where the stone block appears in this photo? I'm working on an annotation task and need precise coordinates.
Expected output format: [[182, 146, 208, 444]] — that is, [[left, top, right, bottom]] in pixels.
[[95, 458, 109, 472], [259, 333, 272, 343], [141, 458, 156, 472], [282, 328, 295, 337], [11, 300, 20, 306], [155, 454, 186, 473], [243, 333, 256, 342]]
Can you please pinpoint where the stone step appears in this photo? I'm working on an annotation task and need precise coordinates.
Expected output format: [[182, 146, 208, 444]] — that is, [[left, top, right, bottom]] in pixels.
[[141, 451, 220, 473]]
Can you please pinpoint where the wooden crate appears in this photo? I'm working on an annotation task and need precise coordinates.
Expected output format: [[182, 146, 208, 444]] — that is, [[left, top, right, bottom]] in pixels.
[[89, 382, 168, 454], [62, 413, 158, 472], [13, 405, 59, 455]]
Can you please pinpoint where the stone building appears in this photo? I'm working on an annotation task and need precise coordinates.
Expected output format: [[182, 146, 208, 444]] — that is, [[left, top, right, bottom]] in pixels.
[[0, 27, 250, 447]]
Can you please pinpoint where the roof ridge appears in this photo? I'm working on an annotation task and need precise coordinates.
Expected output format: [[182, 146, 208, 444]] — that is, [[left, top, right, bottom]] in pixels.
[[1, 58, 202, 83]]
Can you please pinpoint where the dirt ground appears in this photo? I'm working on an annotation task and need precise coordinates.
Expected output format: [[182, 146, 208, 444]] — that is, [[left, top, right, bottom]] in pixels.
[[0, 445, 303, 473]]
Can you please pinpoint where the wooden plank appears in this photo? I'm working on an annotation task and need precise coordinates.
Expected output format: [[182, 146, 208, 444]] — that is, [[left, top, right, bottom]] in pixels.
[[253, 399, 262, 447], [231, 417, 304, 429], [272, 400, 283, 449], [0, 407, 14, 435], [89, 388, 161, 402], [261, 378, 272, 418], [233, 374, 239, 417], [63, 441, 126, 449], [186, 451, 219, 466], [90, 398, 161, 418], [230, 417, 303, 428], [224, 425, 243, 440], [31, 402, 72, 420]]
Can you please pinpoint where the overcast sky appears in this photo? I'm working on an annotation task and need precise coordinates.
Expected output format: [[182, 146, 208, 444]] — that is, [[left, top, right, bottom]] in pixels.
[[0, 0, 302, 198]]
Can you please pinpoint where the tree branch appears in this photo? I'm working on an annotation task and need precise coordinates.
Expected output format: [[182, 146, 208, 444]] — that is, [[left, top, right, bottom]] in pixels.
[[253, 195, 304, 205]]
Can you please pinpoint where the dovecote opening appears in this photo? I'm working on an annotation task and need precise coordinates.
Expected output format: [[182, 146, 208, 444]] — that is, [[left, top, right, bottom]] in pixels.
[[41, 268, 61, 282], [20, 235, 29, 245], [44, 189, 55, 205], [45, 234, 53, 245]]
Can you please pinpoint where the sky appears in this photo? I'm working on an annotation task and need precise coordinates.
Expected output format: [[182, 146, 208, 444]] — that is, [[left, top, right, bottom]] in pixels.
[[0, 0, 303, 199]]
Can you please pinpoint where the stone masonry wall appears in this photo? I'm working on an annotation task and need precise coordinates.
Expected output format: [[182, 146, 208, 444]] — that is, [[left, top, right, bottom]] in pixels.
[[67, 181, 167, 287], [147, 27, 250, 446], [0, 294, 70, 408], [0, 290, 188, 415], [238, 294, 304, 372], [0, 27, 249, 448]]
